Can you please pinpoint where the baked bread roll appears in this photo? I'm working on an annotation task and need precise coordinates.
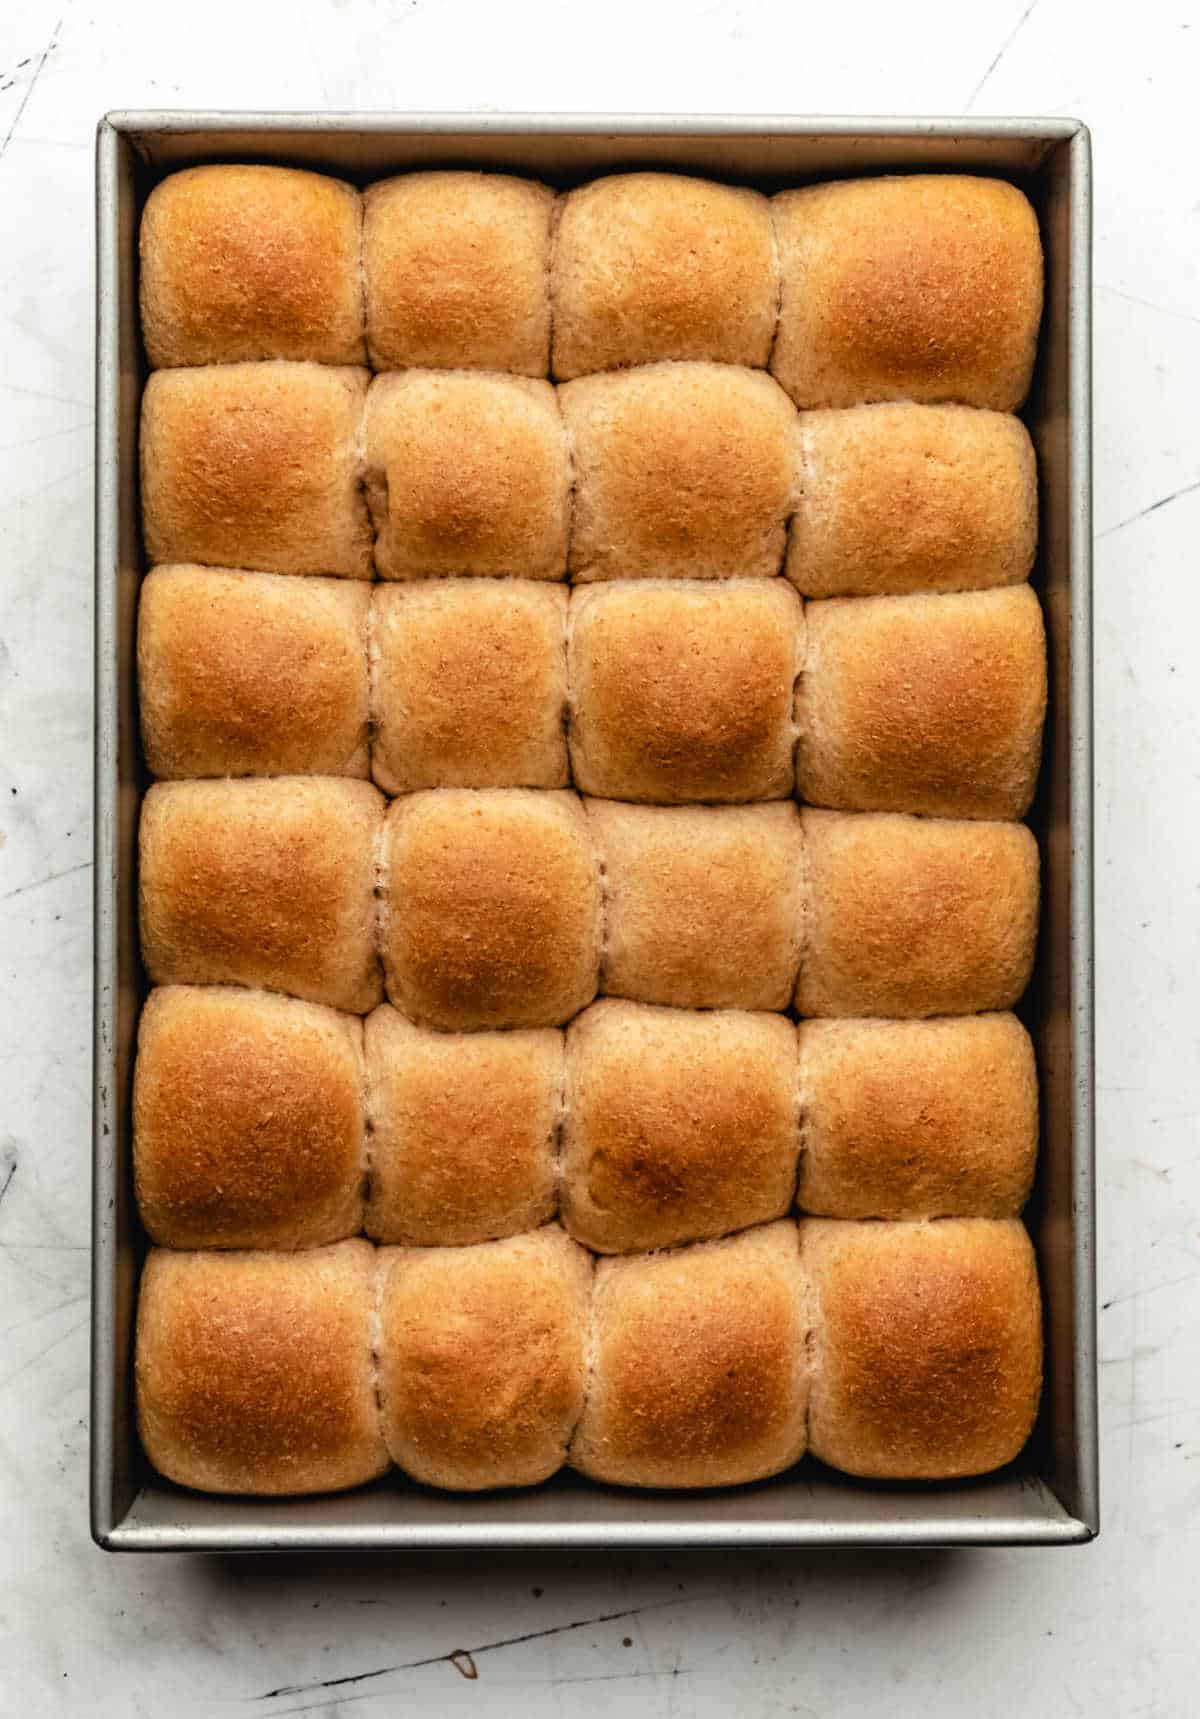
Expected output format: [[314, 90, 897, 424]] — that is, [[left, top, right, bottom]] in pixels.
[[551, 173, 778, 379], [136, 1241, 387, 1495], [139, 777, 384, 1014], [802, 1217, 1043, 1478], [134, 986, 365, 1250], [772, 175, 1043, 410], [796, 809, 1039, 1019], [586, 799, 804, 1011], [570, 1222, 808, 1488], [797, 585, 1047, 820], [561, 1000, 799, 1253], [797, 1014, 1038, 1220], [365, 370, 569, 580], [364, 171, 554, 374], [568, 580, 802, 803], [377, 1226, 591, 1490], [139, 566, 370, 780], [787, 404, 1038, 598], [365, 1005, 561, 1247], [562, 363, 797, 582], [140, 164, 365, 368], [380, 790, 601, 1031], [140, 363, 372, 578], [370, 580, 567, 794]]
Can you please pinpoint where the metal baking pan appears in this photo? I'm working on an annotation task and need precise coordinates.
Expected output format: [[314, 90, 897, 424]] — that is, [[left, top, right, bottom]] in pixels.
[[93, 112, 1096, 1551]]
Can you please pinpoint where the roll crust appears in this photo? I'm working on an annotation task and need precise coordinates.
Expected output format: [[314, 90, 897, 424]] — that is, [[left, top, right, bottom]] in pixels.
[[551, 173, 778, 379], [134, 986, 365, 1250], [139, 777, 385, 1014], [365, 370, 569, 580], [364, 171, 554, 375], [140, 164, 365, 368], [380, 790, 601, 1031], [135, 1241, 387, 1495], [562, 1001, 800, 1253], [797, 1014, 1038, 1220], [570, 1222, 809, 1488], [587, 799, 805, 1011], [802, 1218, 1043, 1479], [139, 566, 370, 780], [797, 809, 1039, 1019], [370, 580, 567, 793], [772, 175, 1043, 410], [568, 580, 802, 803], [365, 1005, 561, 1247], [562, 363, 798, 582], [140, 363, 372, 578], [796, 585, 1047, 820], [787, 404, 1038, 598], [377, 1226, 592, 1490]]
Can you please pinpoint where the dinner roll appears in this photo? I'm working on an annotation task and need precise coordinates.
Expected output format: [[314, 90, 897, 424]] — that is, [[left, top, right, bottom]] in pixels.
[[377, 1226, 591, 1490], [136, 1241, 387, 1495], [797, 585, 1047, 820], [140, 164, 365, 368], [797, 1014, 1038, 1220], [787, 404, 1038, 598], [365, 1005, 561, 1247], [568, 580, 802, 803], [551, 173, 778, 379], [370, 581, 567, 794], [797, 809, 1039, 1019], [364, 171, 554, 374], [562, 363, 798, 582], [562, 1001, 799, 1253], [570, 1222, 808, 1488], [139, 777, 384, 1014], [381, 790, 601, 1031], [802, 1218, 1043, 1479], [365, 371, 569, 580], [772, 175, 1043, 411], [587, 799, 804, 1011], [134, 987, 365, 1250], [139, 566, 370, 780], [141, 363, 372, 578]]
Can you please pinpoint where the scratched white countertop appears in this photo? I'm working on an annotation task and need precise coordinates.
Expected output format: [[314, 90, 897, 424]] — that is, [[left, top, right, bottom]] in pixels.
[[2, 1, 1198, 1713]]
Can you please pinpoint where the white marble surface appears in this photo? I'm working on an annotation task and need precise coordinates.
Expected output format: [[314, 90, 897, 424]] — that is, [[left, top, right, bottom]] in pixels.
[[2, 0, 1198, 1712]]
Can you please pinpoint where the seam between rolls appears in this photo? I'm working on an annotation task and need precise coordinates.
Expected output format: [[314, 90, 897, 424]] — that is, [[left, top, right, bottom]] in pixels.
[[371, 802, 390, 1001], [551, 1030, 569, 1229], [559, 386, 579, 579], [368, 1246, 386, 1440], [546, 191, 565, 382], [765, 197, 785, 375], [567, 1254, 601, 1472]]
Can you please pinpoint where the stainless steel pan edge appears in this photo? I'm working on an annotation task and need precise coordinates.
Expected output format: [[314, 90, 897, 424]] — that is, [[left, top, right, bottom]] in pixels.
[[91, 113, 1096, 1552]]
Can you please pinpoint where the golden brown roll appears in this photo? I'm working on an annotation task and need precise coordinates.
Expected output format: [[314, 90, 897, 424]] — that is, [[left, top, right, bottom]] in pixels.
[[134, 986, 366, 1250], [139, 566, 370, 780], [135, 1241, 387, 1495], [562, 363, 798, 582], [561, 1000, 799, 1253], [364, 171, 554, 375], [797, 809, 1039, 1019], [567, 580, 802, 803], [140, 363, 372, 578], [587, 799, 804, 1011], [365, 370, 569, 581], [377, 1226, 591, 1490], [787, 404, 1038, 598], [797, 1014, 1038, 1220], [365, 1005, 561, 1247], [139, 777, 384, 1014], [802, 1217, 1043, 1479], [796, 585, 1047, 820], [570, 1222, 809, 1488], [370, 580, 568, 794], [772, 175, 1043, 411], [551, 172, 778, 379], [381, 790, 601, 1031], [139, 164, 365, 369]]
